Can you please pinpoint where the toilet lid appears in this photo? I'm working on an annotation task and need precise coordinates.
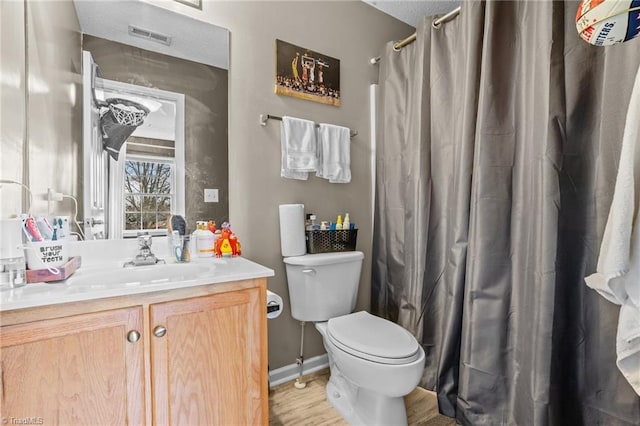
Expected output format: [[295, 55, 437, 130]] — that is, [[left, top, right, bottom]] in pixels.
[[327, 311, 420, 365]]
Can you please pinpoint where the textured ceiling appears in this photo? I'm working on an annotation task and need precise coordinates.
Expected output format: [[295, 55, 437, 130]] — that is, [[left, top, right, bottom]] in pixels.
[[363, 0, 462, 28]]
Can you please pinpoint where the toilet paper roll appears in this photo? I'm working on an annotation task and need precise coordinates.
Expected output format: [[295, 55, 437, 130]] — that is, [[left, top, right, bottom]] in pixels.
[[279, 204, 306, 257], [266, 290, 284, 319]]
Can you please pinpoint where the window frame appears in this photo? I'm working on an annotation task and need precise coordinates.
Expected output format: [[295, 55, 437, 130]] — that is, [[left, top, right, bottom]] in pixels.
[[122, 154, 177, 238]]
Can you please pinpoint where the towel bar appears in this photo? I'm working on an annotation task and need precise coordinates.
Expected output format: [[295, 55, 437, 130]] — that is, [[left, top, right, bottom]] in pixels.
[[259, 114, 358, 138]]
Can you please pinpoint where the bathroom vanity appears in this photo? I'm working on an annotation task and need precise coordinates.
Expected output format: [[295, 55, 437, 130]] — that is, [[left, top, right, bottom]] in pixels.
[[0, 242, 274, 425]]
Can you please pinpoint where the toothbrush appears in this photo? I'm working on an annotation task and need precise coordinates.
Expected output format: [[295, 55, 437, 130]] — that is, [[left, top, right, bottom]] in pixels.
[[56, 218, 66, 239], [24, 216, 44, 241], [21, 221, 35, 242], [36, 217, 53, 240]]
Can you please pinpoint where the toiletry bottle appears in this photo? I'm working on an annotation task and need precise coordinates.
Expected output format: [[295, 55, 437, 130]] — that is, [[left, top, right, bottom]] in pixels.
[[309, 215, 320, 230], [192, 221, 203, 253], [335, 215, 343, 230], [320, 221, 328, 230], [197, 223, 215, 257], [343, 213, 350, 230]]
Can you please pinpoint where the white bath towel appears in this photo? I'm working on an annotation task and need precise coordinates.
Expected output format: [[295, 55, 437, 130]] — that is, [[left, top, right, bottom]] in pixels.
[[280, 116, 317, 180], [585, 64, 640, 396], [316, 123, 351, 183]]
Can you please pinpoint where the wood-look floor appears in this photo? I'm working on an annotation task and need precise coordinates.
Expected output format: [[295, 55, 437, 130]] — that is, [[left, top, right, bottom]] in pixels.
[[269, 369, 456, 426]]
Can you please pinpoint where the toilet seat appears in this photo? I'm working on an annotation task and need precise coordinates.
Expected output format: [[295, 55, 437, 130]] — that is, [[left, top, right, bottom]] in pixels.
[[327, 311, 420, 365]]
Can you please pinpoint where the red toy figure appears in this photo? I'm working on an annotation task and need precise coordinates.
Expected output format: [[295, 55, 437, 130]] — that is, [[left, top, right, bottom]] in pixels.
[[214, 222, 241, 257]]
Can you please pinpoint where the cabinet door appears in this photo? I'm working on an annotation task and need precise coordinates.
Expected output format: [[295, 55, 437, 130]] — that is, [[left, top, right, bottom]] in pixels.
[[150, 287, 266, 425], [0, 307, 145, 425]]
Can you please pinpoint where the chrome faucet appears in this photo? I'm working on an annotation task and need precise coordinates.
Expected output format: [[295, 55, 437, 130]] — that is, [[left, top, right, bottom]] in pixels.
[[123, 233, 164, 267]]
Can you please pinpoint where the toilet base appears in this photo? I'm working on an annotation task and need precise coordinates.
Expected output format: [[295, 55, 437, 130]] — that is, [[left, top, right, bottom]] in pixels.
[[326, 377, 357, 423], [325, 371, 408, 426]]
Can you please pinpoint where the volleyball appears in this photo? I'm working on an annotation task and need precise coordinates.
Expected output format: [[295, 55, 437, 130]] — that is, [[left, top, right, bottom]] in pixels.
[[576, 0, 640, 46]]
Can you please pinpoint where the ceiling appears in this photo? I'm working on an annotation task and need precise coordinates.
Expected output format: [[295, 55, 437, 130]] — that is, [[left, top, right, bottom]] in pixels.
[[363, 0, 462, 28], [73, 0, 229, 69]]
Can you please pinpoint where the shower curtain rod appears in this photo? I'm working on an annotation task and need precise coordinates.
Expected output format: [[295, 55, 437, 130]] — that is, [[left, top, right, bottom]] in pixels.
[[369, 6, 461, 64], [387, 5, 462, 55]]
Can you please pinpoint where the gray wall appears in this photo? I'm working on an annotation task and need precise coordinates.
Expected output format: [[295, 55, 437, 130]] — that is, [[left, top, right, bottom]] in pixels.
[[159, 0, 413, 369], [83, 35, 230, 228], [5, 0, 412, 371]]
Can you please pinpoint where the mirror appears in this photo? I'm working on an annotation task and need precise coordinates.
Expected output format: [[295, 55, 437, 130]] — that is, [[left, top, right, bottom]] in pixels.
[[74, 0, 229, 239], [97, 79, 184, 240]]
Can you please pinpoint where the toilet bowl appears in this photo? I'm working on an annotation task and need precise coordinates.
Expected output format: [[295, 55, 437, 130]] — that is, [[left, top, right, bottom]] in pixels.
[[315, 312, 425, 426]]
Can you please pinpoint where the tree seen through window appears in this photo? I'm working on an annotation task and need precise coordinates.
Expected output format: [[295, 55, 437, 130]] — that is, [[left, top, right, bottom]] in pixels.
[[124, 160, 173, 231]]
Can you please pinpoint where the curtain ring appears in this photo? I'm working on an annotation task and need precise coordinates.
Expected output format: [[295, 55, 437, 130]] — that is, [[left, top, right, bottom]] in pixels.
[[432, 18, 442, 30], [393, 43, 402, 52]]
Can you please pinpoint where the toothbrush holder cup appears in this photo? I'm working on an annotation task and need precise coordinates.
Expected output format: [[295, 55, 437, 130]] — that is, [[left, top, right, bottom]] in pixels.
[[24, 240, 68, 273]]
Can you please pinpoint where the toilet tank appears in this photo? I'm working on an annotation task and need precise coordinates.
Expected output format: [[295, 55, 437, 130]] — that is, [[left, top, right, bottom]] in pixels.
[[284, 251, 364, 322]]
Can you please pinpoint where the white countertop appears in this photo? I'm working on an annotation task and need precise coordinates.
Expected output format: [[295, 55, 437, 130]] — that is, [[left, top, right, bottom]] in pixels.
[[0, 238, 275, 312]]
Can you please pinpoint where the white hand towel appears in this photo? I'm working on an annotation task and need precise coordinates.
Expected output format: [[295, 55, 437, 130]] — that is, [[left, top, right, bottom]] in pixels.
[[585, 64, 640, 396], [280, 116, 317, 180], [316, 123, 351, 183]]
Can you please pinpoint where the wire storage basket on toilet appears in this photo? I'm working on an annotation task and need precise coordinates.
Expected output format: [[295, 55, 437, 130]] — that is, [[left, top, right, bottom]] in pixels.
[[306, 229, 358, 254]]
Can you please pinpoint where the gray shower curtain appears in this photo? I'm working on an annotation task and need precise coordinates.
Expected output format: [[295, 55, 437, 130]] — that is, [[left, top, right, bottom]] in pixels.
[[372, 1, 640, 424]]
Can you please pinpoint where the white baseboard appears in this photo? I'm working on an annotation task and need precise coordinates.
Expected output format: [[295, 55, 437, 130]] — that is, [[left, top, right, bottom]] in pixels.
[[269, 353, 329, 388]]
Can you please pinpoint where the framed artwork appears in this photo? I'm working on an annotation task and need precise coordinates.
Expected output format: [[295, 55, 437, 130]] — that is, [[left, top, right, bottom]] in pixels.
[[275, 39, 340, 107], [173, 0, 202, 10]]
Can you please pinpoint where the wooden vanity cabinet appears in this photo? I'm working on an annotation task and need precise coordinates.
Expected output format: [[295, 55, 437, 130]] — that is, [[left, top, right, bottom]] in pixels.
[[0, 307, 145, 425], [0, 278, 268, 426], [150, 286, 265, 425]]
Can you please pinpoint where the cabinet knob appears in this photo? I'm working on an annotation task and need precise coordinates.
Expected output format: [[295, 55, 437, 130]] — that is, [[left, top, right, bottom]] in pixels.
[[127, 330, 141, 343], [153, 325, 167, 338]]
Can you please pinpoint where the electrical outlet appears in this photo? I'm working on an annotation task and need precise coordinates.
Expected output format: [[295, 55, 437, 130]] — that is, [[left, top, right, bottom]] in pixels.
[[204, 188, 219, 203]]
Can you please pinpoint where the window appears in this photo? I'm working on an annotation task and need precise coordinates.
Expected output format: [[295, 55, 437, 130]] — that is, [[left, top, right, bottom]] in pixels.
[[123, 156, 174, 235]]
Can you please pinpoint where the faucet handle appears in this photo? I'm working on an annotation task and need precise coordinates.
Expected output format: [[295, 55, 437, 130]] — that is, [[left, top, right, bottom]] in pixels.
[[137, 232, 152, 249]]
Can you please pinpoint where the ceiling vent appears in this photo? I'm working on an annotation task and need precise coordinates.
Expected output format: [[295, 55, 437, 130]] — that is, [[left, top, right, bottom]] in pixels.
[[128, 25, 172, 46]]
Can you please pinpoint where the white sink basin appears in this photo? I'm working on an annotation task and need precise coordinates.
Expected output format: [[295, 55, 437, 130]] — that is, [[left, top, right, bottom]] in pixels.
[[68, 262, 214, 287]]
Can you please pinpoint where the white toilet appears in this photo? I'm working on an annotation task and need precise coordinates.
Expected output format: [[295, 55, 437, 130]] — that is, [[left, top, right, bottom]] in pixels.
[[283, 251, 425, 426]]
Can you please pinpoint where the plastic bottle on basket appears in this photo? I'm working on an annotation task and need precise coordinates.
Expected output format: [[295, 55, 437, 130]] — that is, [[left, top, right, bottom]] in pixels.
[[306, 215, 319, 231], [335, 215, 343, 230], [343, 213, 350, 230]]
